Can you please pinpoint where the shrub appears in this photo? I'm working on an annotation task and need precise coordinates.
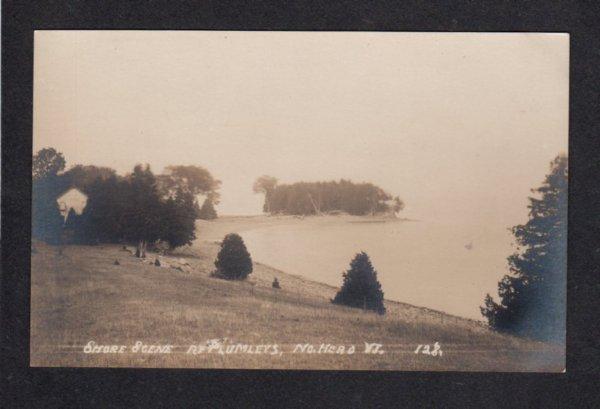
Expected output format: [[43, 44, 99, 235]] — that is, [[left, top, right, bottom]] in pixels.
[[214, 233, 253, 280], [332, 252, 386, 314]]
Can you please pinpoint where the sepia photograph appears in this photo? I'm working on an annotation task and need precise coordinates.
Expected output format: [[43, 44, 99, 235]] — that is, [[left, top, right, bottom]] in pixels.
[[30, 31, 568, 371]]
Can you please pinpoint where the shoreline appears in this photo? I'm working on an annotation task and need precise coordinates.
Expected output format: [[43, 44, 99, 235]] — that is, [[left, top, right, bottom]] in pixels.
[[194, 215, 487, 326], [195, 213, 417, 241]]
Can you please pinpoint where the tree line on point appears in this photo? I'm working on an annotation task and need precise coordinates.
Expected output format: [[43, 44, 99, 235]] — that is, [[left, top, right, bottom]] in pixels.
[[253, 175, 404, 216]]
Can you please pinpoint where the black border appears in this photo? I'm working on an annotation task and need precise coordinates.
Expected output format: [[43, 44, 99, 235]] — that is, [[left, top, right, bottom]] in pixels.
[[2, 1, 600, 407]]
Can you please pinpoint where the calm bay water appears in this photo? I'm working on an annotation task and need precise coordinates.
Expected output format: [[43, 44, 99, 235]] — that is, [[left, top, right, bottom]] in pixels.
[[236, 218, 513, 320]]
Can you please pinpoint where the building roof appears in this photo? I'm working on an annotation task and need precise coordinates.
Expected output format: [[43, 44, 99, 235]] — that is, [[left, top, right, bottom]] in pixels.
[[57, 187, 87, 201]]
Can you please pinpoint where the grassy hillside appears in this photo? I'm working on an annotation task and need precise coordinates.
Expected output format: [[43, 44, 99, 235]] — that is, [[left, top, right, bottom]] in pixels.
[[30, 240, 564, 371]]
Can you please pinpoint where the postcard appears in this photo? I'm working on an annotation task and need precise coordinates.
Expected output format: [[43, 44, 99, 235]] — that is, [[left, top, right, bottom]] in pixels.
[[31, 31, 568, 371]]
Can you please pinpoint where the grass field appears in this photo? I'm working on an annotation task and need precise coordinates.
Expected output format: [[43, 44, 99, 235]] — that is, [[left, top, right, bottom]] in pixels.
[[30, 235, 564, 371]]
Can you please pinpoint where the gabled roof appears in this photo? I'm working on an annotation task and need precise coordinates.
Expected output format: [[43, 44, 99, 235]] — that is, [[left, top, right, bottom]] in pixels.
[[56, 187, 88, 201]]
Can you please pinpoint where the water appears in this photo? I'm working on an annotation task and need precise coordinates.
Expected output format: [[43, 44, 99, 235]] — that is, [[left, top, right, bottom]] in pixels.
[[237, 218, 513, 320]]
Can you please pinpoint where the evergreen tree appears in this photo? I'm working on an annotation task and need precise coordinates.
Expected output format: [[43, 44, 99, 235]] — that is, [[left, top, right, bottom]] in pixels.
[[78, 175, 128, 244], [332, 252, 386, 314], [214, 233, 253, 280], [159, 188, 197, 248], [481, 155, 567, 343], [121, 164, 164, 257], [197, 197, 218, 220]]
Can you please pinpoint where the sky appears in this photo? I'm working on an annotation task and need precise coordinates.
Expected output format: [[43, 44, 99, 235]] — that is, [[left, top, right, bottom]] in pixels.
[[33, 31, 568, 226]]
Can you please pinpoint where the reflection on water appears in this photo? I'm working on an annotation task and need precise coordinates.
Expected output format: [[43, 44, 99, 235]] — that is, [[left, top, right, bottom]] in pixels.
[[239, 219, 513, 320]]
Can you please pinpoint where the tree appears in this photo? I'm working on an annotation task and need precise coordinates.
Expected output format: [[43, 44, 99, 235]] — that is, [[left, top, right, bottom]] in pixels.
[[33, 147, 65, 181], [214, 233, 253, 280], [161, 165, 221, 201], [121, 164, 164, 257], [264, 179, 402, 216], [481, 155, 567, 343], [32, 148, 66, 244], [332, 252, 386, 314], [77, 168, 198, 251], [78, 175, 128, 244], [197, 197, 218, 220], [253, 175, 278, 213], [61, 164, 117, 192], [31, 150, 212, 252], [392, 196, 405, 213], [158, 187, 197, 249]]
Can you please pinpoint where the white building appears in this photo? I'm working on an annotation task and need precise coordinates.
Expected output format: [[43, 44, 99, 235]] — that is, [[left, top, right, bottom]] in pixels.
[[56, 188, 88, 222]]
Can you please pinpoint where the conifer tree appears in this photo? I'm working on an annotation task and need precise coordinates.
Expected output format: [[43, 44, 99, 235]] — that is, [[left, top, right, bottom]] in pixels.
[[214, 233, 253, 280], [481, 155, 567, 342], [332, 252, 386, 314], [197, 197, 218, 220], [159, 188, 198, 249], [122, 164, 164, 257]]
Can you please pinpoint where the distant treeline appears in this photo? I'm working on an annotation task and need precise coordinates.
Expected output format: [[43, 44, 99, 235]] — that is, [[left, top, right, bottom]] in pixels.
[[32, 148, 220, 253], [253, 176, 404, 216]]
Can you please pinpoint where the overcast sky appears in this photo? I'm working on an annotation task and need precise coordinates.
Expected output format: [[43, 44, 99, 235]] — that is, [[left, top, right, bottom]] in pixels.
[[34, 31, 568, 225]]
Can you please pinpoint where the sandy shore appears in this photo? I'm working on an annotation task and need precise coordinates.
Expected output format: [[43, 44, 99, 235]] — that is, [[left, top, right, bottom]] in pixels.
[[195, 214, 409, 242]]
